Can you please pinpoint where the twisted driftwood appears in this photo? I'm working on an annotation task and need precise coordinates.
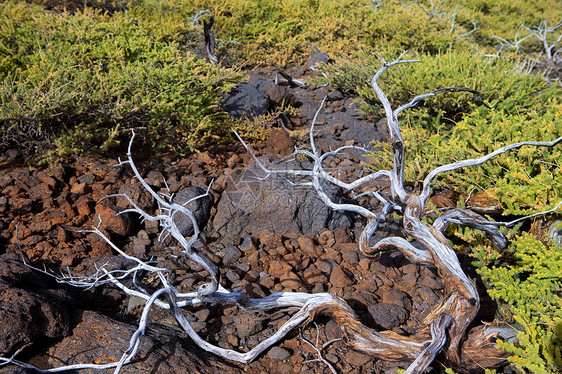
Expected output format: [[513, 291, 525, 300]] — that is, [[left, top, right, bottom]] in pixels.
[[3, 53, 561, 374], [236, 51, 562, 372]]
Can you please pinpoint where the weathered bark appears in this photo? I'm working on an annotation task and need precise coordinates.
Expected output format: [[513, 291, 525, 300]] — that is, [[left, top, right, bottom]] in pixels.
[[203, 17, 218, 65], [235, 52, 561, 372], [5, 53, 561, 374]]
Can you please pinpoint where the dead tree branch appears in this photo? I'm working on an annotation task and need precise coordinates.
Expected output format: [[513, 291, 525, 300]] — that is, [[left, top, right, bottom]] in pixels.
[[236, 52, 562, 372], [3, 131, 410, 373], [203, 16, 218, 65], [4, 52, 561, 373], [487, 20, 562, 69]]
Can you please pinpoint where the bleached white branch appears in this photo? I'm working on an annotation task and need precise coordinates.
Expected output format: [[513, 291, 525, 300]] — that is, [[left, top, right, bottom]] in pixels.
[[420, 136, 562, 209], [366, 0, 386, 15], [9, 48, 559, 374], [433, 208, 508, 249], [234, 52, 547, 371], [10, 129, 436, 373], [456, 19, 480, 39], [187, 9, 209, 28], [403, 314, 453, 374], [300, 323, 340, 374], [488, 20, 562, 66]]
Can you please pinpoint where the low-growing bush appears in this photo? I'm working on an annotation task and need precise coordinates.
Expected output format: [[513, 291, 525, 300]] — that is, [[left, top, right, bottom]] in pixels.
[[182, 0, 482, 66], [2, 0, 560, 161], [477, 232, 562, 373], [317, 49, 559, 118], [462, 0, 561, 41], [0, 1, 244, 160], [319, 50, 562, 214], [401, 97, 562, 215]]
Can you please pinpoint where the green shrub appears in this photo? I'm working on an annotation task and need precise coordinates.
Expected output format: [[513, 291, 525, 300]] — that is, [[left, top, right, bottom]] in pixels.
[[0, 1, 244, 160], [3, 0, 560, 161], [151, 0, 562, 67], [461, 0, 562, 40], [182, 0, 376, 66], [477, 232, 562, 373], [317, 49, 558, 116], [401, 97, 562, 215], [320, 50, 562, 215], [181, 0, 483, 66]]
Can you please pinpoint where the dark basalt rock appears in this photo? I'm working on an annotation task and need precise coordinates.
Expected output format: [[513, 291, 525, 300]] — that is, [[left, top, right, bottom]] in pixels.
[[211, 157, 353, 242], [221, 83, 269, 120], [48, 310, 242, 374], [172, 186, 214, 237], [367, 303, 409, 330], [0, 253, 72, 356]]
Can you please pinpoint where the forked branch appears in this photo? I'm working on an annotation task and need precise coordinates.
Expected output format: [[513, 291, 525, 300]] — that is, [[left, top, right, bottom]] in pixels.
[[5, 52, 561, 374], [237, 52, 562, 372]]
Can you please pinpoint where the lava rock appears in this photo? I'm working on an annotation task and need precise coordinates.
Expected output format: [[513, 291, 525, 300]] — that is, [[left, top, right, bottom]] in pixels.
[[0, 254, 72, 355], [48, 310, 242, 373], [118, 183, 155, 212], [367, 303, 409, 330], [233, 313, 265, 338], [345, 350, 373, 368], [172, 186, 214, 237], [0, 367, 36, 373], [329, 265, 355, 288], [250, 78, 295, 108], [302, 266, 326, 285], [222, 246, 242, 266], [417, 286, 440, 306], [212, 157, 352, 240], [280, 271, 302, 290], [239, 236, 258, 253], [297, 235, 316, 256], [221, 83, 269, 119], [342, 250, 359, 266], [264, 128, 294, 157], [380, 288, 412, 311], [307, 47, 330, 68], [94, 200, 137, 237], [268, 346, 292, 360]]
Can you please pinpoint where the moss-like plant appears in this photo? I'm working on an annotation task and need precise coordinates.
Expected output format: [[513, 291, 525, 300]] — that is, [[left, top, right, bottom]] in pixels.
[[232, 103, 300, 143], [401, 97, 562, 215], [182, 0, 482, 66], [3, 0, 561, 161], [477, 233, 562, 373], [181, 0, 562, 66], [0, 1, 244, 160], [320, 50, 562, 215]]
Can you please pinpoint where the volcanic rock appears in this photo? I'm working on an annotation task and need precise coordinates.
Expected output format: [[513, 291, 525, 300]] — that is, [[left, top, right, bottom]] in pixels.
[[48, 310, 241, 373], [172, 186, 214, 237], [212, 157, 352, 240], [221, 83, 269, 120]]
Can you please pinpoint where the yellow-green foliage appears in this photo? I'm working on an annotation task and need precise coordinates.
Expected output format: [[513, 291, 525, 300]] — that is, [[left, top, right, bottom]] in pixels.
[[323, 50, 562, 215], [2, 0, 560, 160], [182, 0, 483, 66], [233, 103, 300, 142], [402, 96, 562, 215], [460, 0, 562, 40], [179, 0, 562, 66], [0, 1, 243, 159], [318, 49, 560, 118], [478, 233, 562, 373], [181, 0, 377, 66]]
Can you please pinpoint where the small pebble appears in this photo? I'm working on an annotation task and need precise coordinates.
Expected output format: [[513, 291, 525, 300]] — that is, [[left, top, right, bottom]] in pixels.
[[268, 346, 291, 360]]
